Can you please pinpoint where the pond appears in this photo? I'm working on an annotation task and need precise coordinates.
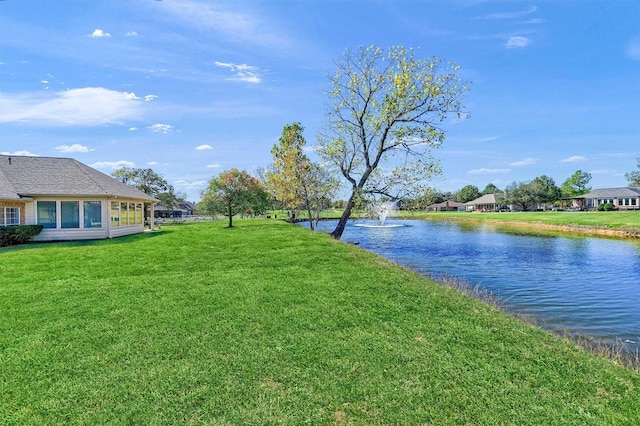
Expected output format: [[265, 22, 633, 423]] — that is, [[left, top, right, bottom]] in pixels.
[[307, 219, 640, 351]]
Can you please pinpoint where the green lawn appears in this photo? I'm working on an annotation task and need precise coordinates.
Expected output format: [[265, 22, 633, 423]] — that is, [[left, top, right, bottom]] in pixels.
[[1, 220, 639, 424]]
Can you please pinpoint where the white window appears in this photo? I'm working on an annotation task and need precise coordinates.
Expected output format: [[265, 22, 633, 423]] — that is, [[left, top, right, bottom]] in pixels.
[[2, 207, 20, 226]]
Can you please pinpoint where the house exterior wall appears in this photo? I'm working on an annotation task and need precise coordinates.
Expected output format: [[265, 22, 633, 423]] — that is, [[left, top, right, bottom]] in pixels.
[[18, 196, 149, 241], [583, 196, 640, 210]]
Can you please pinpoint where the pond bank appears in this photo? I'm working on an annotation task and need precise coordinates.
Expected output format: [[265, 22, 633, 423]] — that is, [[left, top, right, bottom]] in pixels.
[[415, 215, 640, 239]]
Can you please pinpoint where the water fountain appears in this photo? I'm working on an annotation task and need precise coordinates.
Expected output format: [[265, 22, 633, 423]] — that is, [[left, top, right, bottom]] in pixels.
[[354, 201, 404, 228]]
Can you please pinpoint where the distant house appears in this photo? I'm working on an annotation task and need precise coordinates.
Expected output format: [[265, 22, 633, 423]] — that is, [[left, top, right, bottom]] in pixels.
[[465, 193, 500, 212], [426, 200, 466, 211], [572, 187, 640, 211], [0, 155, 157, 241], [155, 201, 196, 219]]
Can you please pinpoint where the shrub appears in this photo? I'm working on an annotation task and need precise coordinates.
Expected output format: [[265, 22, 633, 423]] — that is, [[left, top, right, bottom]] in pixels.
[[0, 225, 44, 248]]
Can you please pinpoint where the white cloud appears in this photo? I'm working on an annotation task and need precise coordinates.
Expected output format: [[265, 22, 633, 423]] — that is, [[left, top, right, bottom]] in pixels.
[[468, 168, 511, 174], [196, 144, 213, 150], [0, 150, 39, 156], [90, 160, 135, 170], [147, 161, 159, 166], [147, 123, 173, 133], [0, 87, 144, 126], [214, 61, 261, 84], [129, 127, 138, 131], [476, 6, 537, 20], [522, 18, 545, 24], [157, 0, 290, 50], [560, 155, 588, 163], [627, 36, 640, 60], [89, 29, 111, 38], [474, 136, 500, 143], [126, 31, 138, 37], [506, 36, 532, 48], [174, 179, 208, 189], [144, 95, 158, 102], [206, 163, 222, 168], [510, 157, 537, 166], [55, 144, 94, 153], [467, 168, 511, 175], [590, 169, 617, 175]]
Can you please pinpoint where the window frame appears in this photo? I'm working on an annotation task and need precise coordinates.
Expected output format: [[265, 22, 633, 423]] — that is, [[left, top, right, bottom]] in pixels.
[[2, 207, 21, 226]]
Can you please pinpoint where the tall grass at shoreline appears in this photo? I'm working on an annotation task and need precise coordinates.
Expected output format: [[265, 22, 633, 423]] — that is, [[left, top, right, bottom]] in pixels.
[[434, 274, 640, 370], [2, 220, 639, 424]]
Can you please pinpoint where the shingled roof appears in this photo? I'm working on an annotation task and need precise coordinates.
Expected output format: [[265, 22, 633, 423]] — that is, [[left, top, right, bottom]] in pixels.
[[0, 155, 157, 202], [465, 193, 499, 206], [573, 187, 640, 199]]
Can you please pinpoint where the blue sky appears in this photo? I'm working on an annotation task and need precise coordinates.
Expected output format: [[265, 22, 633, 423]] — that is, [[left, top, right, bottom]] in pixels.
[[1, 0, 639, 201]]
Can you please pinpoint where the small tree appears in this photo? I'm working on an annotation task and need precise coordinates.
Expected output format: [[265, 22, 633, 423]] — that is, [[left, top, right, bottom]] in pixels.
[[625, 158, 640, 186], [112, 167, 178, 208], [456, 185, 480, 203], [266, 122, 338, 230], [201, 169, 266, 228], [319, 45, 469, 239]]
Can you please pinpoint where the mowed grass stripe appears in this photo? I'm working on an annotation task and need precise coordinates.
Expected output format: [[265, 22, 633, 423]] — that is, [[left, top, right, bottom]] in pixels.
[[1, 220, 639, 424]]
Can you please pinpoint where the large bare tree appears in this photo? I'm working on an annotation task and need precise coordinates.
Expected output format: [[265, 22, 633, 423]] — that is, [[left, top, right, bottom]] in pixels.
[[318, 45, 469, 239]]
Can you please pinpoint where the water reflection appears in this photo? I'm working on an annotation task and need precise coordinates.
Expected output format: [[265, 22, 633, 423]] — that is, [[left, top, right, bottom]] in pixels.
[[308, 219, 640, 350]]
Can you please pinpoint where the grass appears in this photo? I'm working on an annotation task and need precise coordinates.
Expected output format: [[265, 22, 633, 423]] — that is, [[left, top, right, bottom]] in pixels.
[[1, 220, 639, 424], [403, 210, 640, 231]]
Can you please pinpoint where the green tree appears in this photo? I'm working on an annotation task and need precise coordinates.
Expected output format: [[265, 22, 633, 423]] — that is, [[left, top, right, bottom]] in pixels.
[[532, 175, 561, 206], [265, 123, 338, 230], [200, 169, 266, 228], [112, 167, 178, 208], [625, 158, 640, 186], [502, 181, 537, 211], [456, 185, 480, 203], [560, 170, 592, 198], [319, 45, 469, 239], [481, 183, 500, 195]]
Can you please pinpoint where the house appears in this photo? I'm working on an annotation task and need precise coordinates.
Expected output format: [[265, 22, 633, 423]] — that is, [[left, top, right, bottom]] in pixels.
[[426, 200, 466, 211], [572, 187, 640, 211], [465, 193, 500, 212], [154, 201, 196, 219], [0, 155, 157, 241]]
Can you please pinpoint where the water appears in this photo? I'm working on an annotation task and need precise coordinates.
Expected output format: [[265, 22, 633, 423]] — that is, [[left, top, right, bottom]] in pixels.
[[308, 219, 640, 350]]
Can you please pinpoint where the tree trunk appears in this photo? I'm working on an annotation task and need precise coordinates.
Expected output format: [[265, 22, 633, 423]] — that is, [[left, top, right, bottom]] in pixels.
[[227, 203, 234, 228], [330, 193, 355, 239], [307, 206, 315, 231]]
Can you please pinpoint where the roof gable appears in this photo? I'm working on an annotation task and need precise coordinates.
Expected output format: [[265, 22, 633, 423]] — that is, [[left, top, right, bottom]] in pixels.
[[0, 155, 157, 201], [465, 193, 499, 205]]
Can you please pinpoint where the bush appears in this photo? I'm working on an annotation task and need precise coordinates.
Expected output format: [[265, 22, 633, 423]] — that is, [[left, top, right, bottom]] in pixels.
[[0, 225, 44, 248], [597, 202, 616, 211]]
